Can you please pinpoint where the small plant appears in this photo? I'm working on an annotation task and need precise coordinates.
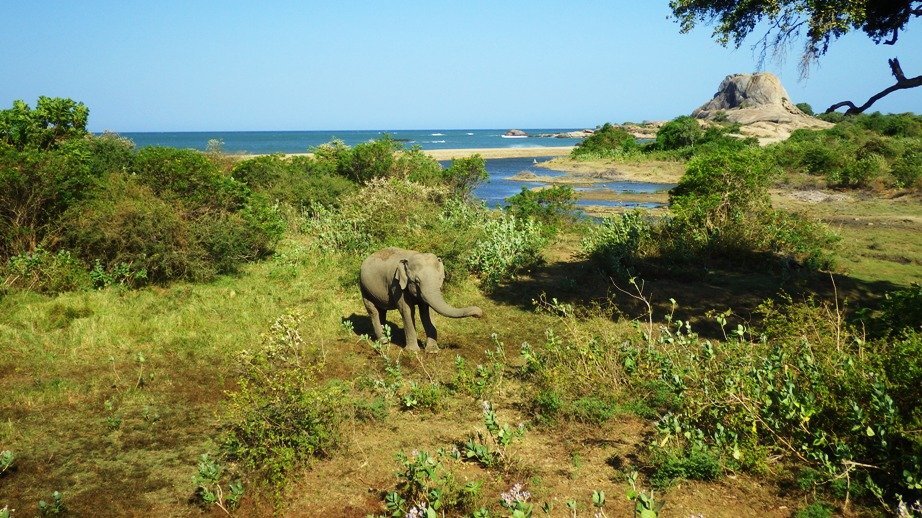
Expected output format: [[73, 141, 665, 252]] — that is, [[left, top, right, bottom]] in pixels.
[[466, 213, 546, 288], [462, 401, 525, 470], [192, 453, 244, 515], [37, 491, 66, 517], [0, 505, 12, 518], [625, 471, 658, 518], [384, 449, 471, 517], [499, 483, 533, 517], [0, 451, 13, 476]]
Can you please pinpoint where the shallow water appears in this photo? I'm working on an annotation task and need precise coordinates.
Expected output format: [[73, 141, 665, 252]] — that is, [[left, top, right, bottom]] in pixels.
[[471, 157, 673, 209]]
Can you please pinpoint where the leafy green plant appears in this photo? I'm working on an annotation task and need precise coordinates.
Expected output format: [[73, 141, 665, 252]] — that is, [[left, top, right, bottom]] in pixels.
[[467, 213, 546, 287], [0, 97, 88, 151], [2, 248, 89, 294], [505, 185, 576, 234], [192, 453, 244, 514], [383, 449, 475, 517], [221, 314, 345, 495], [462, 401, 525, 470], [0, 451, 13, 476], [571, 123, 639, 158], [37, 491, 66, 517], [625, 471, 658, 518]]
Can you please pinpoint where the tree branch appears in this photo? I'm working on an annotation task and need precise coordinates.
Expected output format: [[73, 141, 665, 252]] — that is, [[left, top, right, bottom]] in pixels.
[[825, 57, 922, 114]]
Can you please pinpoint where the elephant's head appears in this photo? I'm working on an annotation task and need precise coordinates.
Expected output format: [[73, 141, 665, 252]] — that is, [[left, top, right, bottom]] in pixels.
[[396, 253, 483, 319]]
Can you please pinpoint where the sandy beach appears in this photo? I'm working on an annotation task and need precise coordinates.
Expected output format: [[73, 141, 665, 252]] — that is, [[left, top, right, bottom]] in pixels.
[[423, 146, 574, 160]]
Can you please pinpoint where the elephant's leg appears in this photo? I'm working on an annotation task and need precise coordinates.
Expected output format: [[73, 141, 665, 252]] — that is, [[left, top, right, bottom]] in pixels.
[[419, 303, 439, 352], [363, 297, 386, 341], [397, 300, 420, 351]]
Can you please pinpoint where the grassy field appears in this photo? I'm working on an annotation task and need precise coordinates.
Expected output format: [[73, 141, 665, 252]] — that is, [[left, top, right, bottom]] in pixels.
[[2, 112, 922, 518], [1, 176, 919, 516]]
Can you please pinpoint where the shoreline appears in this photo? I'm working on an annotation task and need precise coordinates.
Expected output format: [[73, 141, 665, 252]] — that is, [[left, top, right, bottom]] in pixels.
[[244, 146, 575, 161]]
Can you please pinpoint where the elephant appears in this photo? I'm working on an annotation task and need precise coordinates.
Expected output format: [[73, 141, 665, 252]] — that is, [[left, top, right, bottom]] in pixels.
[[359, 247, 483, 352]]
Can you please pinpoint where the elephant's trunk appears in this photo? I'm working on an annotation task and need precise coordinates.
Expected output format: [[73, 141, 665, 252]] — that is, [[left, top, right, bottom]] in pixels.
[[421, 286, 483, 319]]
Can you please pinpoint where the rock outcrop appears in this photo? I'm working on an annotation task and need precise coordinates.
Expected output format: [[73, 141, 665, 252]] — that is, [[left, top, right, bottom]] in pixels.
[[503, 129, 529, 137], [693, 72, 831, 143]]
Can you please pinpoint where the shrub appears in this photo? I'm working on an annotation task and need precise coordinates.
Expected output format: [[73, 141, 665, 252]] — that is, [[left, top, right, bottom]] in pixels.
[[439, 154, 488, 198], [892, 143, 922, 188], [878, 284, 922, 336], [505, 185, 576, 233], [339, 136, 401, 183], [0, 96, 88, 151], [2, 248, 90, 294], [132, 146, 248, 210], [581, 211, 654, 276], [61, 174, 211, 283], [222, 314, 346, 494], [192, 197, 284, 275], [0, 145, 99, 258], [655, 116, 704, 150], [797, 102, 815, 116], [466, 213, 546, 287], [571, 123, 639, 157]]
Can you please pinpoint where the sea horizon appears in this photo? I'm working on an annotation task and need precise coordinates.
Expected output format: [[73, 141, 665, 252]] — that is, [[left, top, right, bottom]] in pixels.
[[108, 128, 589, 154]]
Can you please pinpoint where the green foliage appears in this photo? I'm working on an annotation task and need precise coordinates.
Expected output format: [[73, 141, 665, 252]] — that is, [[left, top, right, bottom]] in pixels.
[[655, 116, 704, 151], [571, 123, 639, 158], [505, 186, 576, 234], [192, 453, 244, 512], [439, 154, 488, 197], [61, 174, 207, 284], [0, 450, 13, 476], [37, 491, 67, 517], [382, 449, 482, 517], [2, 248, 90, 293], [222, 314, 346, 494], [878, 284, 922, 336], [769, 114, 922, 189], [797, 103, 815, 116], [794, 502, 834, 518], [669, 1, 919, 66], [625, 471, 659, 518], [132, 146, 247, 210], [0, 97, 88, 151], [581, 211, 654, 277], [466, 213, 546, 287], [461, 401, 525, 469], [0, 144, 100, 258]]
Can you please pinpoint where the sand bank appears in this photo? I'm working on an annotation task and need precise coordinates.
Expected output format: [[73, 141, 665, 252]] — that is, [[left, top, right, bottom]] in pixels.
[[423, 146, 574, 160]]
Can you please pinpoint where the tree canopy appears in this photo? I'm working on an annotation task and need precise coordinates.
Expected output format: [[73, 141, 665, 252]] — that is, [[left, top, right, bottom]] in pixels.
[[0, 96, 89, 151], [669, 0, 922, 114]]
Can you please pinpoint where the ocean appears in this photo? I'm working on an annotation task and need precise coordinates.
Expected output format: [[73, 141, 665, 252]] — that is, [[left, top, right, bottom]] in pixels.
[[116, 129, 585, 154]]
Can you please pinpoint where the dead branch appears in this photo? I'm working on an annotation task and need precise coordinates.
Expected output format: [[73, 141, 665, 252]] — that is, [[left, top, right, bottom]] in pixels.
[[825, 57, 922, 114]]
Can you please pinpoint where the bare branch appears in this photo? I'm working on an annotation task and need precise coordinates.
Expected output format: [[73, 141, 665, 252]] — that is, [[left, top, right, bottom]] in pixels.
[[825, 57, 922, 114]]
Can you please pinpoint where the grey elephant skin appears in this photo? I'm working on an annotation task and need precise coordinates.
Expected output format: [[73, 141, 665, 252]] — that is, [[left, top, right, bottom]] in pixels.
[[359, 247, 483, 351]]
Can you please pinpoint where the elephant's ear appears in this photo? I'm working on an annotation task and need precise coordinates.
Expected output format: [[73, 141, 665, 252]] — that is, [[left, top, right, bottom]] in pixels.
[[395, 259, 410, 290]]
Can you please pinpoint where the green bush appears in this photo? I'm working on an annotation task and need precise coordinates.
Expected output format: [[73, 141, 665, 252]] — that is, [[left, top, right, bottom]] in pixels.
[[571, 123, 639, 157], [439, 154, 488, 197], [892, 143, 922, 188], [61, 174, 211, 283], [222, 314, 346, 494], [581, 210, 654, 276], [132, 146, 248, 210], [192, 197, 284, 275], [655, 116, 704, 150], [505, 185, 576, 233], [796, 102, 815, 116], [466, 213, 546, 287], [2, 248, 90, 294], [878, 284, 922, 336], [0, 145, 103, 258], [0, 97, 89, 151]]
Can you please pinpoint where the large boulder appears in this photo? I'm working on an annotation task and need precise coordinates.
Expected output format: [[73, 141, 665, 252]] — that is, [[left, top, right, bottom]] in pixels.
[[693, 72, 831, 143]]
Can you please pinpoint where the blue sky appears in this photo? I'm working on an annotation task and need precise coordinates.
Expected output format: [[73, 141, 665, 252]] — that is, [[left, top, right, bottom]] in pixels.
[[1, 1, 919, 131]]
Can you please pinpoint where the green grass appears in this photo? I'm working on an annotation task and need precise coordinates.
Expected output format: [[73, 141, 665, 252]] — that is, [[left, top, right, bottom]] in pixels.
[[1, 179, 920, 516]]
